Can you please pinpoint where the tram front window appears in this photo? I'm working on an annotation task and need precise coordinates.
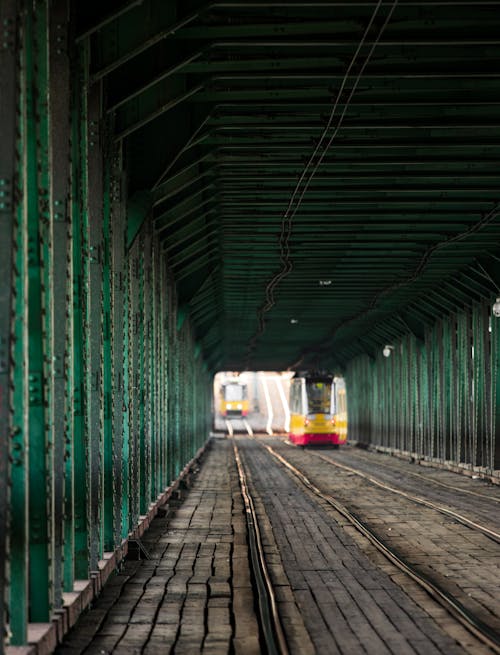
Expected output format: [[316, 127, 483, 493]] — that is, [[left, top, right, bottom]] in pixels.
[[306, 380, 332, 414], [225, 384, 245, 401]]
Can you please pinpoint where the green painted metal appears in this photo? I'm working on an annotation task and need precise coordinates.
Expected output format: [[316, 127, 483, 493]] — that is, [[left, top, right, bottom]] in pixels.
[[25, 2, 51, 622], [10, 6, 29, 639], [121, 257, 131, 539], [138, 230, 147, 514], [110, 138, 127, 548], [103, 148, 114, 551], [346, 300, 500, 473], [70, 53, 89, 580], [0, 0, 17, 648], [5, 2, 500, 649], [49, 0, 72, 601], [85, 72, 104, 572]]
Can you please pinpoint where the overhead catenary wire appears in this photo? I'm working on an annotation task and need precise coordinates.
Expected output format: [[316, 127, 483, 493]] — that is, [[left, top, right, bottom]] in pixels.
[[246, 0, 400, 364], [289, 199, 500, 370]]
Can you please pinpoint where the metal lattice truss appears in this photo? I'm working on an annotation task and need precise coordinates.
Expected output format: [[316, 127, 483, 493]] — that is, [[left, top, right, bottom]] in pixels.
[[83, 1, 500, 370]]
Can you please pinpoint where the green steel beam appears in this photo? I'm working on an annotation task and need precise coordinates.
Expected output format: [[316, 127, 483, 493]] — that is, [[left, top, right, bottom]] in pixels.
[[0, 0, 17, 647], [25, 2, 50, 622], [48, 0, 71, 605], [86, 80, 105, 572], [70, 49, 89, 582]]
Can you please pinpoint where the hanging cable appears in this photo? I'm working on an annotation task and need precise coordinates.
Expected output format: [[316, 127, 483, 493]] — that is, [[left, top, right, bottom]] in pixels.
[[290, 200, 500, 370], [246, 0, 400, 362]]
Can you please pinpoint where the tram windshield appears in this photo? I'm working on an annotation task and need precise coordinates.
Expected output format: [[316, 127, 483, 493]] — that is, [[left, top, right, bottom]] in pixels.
[[224, 384, 246, 401], [306, 379, 332, 414]]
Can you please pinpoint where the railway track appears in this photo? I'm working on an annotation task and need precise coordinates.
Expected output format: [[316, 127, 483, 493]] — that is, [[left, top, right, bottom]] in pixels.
[[232, 439, 289, 655], [225, 417, 253, 436], [332, 446, 500, 504], [305, 449, 500, 545], [256, 439, 500, 654]]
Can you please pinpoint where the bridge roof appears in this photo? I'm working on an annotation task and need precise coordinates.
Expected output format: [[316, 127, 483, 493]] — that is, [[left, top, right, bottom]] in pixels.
[[80, 1, 500, 371]]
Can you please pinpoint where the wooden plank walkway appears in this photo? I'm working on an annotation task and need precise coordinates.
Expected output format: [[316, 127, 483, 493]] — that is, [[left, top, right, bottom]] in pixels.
[[57, 436, 498, 654], [266, 438, 500, 641], [238, 437, 492, 655], [56, 439, 260, 655]]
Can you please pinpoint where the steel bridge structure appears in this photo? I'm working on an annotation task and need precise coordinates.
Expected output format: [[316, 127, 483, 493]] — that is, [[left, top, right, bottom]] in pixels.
[[2, 1, 500, 650]]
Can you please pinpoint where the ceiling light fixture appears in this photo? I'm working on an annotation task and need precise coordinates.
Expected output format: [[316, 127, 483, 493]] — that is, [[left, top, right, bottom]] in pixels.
[[383, 345, 395, 358]]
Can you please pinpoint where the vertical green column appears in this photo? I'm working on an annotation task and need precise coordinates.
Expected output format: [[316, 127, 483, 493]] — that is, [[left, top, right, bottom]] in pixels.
[[70, 56, 88, 580], [139, 230, 148, 513], [165, 292, 175, 485], [110, 140, 126, 547], [160, 255, 169, 489], [102, 143, 113, 550], [436, 320, 444, 461], [129, 240, 140, 525], [86, 80, 104, 570], [462, 312, 471, 463], [492, 303, 500, 470], [150, 240, 159, 499], [482, 303, 492, 471], [122, 259, 130, 538], [414, 341, 422, 456], [10, 99, 29, 641], [36, 0, 55, 614], [450, 316, 459, 463], [180, 323, 186, 466], [425, 330, 434, 458], [48, 0, 71, 604], [2, 0, 23, 644], [472, 304, 483, 467], [24, 2, 51, 622]]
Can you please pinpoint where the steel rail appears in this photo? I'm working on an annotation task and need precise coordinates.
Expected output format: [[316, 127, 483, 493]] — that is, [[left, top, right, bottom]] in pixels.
[[336, 447, 500, 504], [311, 451, 500, 544], [263, 443, 500, 654], [243, 419, 254, 436], [232, 440, 289, 655], [226, 418, 254, 436]]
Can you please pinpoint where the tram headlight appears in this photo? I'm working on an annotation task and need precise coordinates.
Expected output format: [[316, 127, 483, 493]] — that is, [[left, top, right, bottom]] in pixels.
[[227, 403, 232, 409], [237, 403, 242, 409], [493, 298, 500, 318]]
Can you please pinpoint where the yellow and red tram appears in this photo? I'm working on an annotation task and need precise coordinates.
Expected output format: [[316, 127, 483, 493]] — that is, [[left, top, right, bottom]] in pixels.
[[220, 378, 249, 417], [289, 375, 347, 446]]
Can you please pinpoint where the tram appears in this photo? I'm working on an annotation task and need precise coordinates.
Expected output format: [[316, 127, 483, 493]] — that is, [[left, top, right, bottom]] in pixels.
[[289, 375, 347, 446], [220, 378, 249, 417]]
